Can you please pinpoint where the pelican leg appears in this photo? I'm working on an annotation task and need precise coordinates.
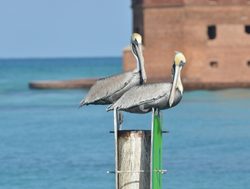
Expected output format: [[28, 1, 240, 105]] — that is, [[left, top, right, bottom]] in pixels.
[[150, 108, 155, 189], [151, 108, 160, 122], [117, 110, 123, 130], [155, 108, 160, 117], [113, 108, 119, 189]]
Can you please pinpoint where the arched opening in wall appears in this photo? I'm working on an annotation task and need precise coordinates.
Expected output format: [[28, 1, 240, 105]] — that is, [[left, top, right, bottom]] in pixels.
[[208, 25, 216, 40], [210, 61, 218, 68], [245, 25, 250, 34]]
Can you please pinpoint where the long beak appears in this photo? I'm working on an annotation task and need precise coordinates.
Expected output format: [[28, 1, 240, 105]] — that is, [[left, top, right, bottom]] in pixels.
[[137, 44, 147, 83], [169, 65, 180, 107]]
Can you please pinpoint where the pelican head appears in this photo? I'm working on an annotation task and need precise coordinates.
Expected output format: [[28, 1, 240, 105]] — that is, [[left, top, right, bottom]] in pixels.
[[169, 52, 186, 107], [131, 33, 142, 46], [174, 51, 186, 67], [131, 33, 147, 83]]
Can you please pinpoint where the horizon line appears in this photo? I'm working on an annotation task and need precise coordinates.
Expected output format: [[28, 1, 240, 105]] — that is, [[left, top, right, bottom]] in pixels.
[[0, 56, 121, 60]]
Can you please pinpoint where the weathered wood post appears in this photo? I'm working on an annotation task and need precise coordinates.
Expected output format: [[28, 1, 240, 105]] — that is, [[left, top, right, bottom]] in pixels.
[[117, 130, 151, 189]]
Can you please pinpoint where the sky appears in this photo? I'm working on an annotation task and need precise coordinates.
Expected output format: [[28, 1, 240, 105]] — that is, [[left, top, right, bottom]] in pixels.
[[0, 0, 131, 58]]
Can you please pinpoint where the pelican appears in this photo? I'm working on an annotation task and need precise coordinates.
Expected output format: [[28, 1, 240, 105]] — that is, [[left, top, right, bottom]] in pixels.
[[79, 33, 146, 107], [107, 52, 186, 113]]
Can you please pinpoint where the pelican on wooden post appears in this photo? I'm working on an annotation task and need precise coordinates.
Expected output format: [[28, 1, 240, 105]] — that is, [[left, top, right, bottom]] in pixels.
[[79, 33, 146, 127]]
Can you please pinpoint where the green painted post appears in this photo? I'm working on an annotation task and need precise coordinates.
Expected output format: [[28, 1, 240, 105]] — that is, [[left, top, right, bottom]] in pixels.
[[151, 109, 163, 189]]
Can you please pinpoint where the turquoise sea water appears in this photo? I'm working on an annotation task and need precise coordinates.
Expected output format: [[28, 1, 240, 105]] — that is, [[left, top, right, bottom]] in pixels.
[[0, 58, 250, 189]]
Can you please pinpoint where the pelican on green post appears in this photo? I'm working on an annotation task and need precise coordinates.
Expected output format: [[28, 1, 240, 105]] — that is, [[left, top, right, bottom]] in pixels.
[[108, 52, 187, 189]]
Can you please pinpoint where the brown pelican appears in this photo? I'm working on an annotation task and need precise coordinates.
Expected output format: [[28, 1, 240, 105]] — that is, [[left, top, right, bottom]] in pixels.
[[107, 52, 186, 113], [79, 33, 146, 107]]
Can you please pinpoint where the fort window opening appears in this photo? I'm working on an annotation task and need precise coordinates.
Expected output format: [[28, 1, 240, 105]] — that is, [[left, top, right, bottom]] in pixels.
[[245, 25, 250, 34], [207, 25, 216, 40], [210, 61, 218, 68], [247, 61, 250, 67]]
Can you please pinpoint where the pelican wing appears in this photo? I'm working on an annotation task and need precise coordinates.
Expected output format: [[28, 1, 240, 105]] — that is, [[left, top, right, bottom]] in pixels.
[[83, 71, 137, 105], [111, 83, 172, 110]]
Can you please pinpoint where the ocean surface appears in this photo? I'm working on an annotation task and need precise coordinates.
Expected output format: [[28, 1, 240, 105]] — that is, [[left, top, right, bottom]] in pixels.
[[0, 57, 250, 189]]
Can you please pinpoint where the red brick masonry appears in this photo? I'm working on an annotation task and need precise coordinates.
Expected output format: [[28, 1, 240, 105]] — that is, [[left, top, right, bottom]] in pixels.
[[124, 0, 250, 88]]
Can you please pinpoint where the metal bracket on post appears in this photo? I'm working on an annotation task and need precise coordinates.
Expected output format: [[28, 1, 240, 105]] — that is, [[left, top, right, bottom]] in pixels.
[[107, 169, 167, 174], [162, 130, 169, 134]]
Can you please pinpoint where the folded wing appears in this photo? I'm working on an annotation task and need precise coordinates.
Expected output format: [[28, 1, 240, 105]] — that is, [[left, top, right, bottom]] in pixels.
[[83, 71, 138, 105], [110, 83, 172, 110]]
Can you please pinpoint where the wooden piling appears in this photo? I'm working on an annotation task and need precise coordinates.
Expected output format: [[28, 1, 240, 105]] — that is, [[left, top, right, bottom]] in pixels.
[[117, 130, 151, 189]]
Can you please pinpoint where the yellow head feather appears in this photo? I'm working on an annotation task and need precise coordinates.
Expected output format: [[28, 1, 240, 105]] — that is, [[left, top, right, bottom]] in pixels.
[[131, 33, 142, 44], [174, 52, 186, 65]]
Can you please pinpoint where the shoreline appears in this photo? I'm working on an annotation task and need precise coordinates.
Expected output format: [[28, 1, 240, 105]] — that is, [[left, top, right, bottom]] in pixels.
[[29, 78, 250, 90]]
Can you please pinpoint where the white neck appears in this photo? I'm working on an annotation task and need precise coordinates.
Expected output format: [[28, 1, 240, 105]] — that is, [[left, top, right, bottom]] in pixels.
[[177, 71, 183, 94]]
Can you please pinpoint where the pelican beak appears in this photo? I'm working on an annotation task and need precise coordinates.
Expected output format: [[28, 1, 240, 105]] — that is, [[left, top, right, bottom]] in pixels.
[[131, 33, 146, 83], [169, 65, 180, 107], [131, 34, 141, 56], [132, 40, 146, 83], [137, 44, 147, 83]]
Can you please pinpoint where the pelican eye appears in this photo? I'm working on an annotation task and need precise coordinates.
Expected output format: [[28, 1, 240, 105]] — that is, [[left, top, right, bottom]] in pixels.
[[179, 60, 185, 67]]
